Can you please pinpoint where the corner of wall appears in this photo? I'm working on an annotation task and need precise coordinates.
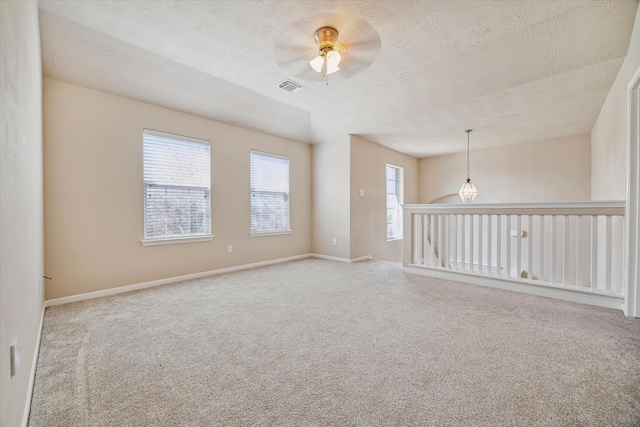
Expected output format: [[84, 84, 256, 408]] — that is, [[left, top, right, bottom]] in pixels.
[[309, 127, 351, 259], [0, 1, 46, 425], [590, 4, 640, 201]]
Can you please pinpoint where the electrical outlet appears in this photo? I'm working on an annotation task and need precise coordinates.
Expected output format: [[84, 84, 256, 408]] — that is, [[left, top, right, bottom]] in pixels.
[[332, 238, 337, 246], [227, 245, 233, 254]]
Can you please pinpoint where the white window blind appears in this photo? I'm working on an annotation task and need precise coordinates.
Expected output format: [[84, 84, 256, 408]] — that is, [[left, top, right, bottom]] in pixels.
[[143, 129, 211, 241], [250, 151, 290, 234], [386, 164, 403, 240]]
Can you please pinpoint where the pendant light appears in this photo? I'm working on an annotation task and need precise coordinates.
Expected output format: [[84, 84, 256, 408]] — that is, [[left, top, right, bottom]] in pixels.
[[458, 129, 478, 203]]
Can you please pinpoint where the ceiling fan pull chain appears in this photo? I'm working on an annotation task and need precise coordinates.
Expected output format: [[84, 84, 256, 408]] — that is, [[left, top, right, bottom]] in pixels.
[[323, 54, 329, 85]]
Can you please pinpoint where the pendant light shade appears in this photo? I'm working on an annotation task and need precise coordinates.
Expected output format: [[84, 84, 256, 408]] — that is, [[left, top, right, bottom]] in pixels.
[[459, 178, 478, 203], [458, 129, 478, 203]]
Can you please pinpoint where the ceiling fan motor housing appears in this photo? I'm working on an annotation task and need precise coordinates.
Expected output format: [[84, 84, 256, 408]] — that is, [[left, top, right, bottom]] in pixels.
[[315, 27, 339, 54]]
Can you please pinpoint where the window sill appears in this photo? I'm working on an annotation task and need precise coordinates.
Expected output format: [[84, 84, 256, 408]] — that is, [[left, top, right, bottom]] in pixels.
[[141, 235, 214, 246], [250, 230, 292, 237], [387, 237, 403, 242]]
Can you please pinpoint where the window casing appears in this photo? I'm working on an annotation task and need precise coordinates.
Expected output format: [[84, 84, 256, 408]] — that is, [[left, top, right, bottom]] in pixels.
[[386, 164, 404, 240], [250, 151, 290, 235], [143, 129, 211, 243]]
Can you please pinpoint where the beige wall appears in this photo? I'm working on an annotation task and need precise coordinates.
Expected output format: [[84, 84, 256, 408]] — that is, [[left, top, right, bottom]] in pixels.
[[591, 5, 640, 201], [44, 79, 311, 299], [350, 136, 418, 261], [419, 134, 591, 204], [310, 125, 351, 259], [0, 1, 44, 425]]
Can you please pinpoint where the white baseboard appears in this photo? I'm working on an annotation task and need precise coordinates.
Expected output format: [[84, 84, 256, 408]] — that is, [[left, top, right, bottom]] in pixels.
[[45, 254, 313, 307], [403, 265, 624, 311], [311, 253, 371, 263], [44, 253, 377, 308], [22, 303, 45, 427]]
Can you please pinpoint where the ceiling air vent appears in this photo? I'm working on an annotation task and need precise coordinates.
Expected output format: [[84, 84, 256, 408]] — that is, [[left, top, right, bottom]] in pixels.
[[278, 79, 303, 93]]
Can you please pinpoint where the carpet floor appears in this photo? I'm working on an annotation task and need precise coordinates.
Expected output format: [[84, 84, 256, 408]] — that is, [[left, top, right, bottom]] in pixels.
[[29, 258, 640, 426]]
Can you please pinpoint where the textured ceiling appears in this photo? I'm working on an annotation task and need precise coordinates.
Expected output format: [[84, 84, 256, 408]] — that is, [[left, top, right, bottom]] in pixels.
[[38, 0, 638, 157]]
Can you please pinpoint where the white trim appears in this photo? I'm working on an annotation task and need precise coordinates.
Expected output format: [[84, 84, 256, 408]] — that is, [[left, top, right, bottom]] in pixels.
[[44, 254, 379, 307], [310, 253, 351, 263], [448, 260, 501, 275], [402, 201, 625, 216], [311, 253, 371, 263], [143, 128, 210, 146], [45, 254, 312, 307], [403, 265, 624, 311], [250, 149, 288, 162], [624, 65, 640, 317], [21, 304, 45, 427], [250, 230, 292, 237], [141, 235, 214, 246]]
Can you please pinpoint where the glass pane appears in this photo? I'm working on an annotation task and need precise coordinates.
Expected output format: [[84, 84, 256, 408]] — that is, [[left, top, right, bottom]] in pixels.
[[250, 151, 290, 232], [143, 130, 211, 240]]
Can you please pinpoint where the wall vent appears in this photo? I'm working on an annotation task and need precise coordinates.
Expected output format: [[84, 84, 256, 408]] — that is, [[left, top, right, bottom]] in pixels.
[[278, 79, 303, 93]]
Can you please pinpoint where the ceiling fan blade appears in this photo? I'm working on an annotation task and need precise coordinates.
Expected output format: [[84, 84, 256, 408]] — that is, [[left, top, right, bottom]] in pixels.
[[276, 57, 306, 68], [344, 51, 378, 64], [274, 12, 382, 83], [274, 42, 312, 57], [345, 39, 381, 53]]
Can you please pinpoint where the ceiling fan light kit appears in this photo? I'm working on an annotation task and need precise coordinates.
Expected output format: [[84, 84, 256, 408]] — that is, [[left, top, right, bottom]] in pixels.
[[309, 26, 344, 78]]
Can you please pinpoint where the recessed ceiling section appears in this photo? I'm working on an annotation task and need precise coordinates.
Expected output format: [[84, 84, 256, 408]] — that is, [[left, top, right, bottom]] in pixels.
[[39, 11, 311, 143], [355, 57, 624, 157]]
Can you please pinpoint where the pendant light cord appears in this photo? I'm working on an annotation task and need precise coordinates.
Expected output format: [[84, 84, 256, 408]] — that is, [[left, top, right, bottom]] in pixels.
[[466, 129, 472, 180]]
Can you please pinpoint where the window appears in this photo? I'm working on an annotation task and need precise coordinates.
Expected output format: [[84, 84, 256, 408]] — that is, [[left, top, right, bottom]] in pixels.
[[386, 164, 403, 240], [143, 129, 211, 243], [250, 151, 290, 235]]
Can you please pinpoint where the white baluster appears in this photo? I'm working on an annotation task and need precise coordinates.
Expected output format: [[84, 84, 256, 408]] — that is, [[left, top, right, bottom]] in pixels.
[[412, 214, 418, 264], [606, 215, 612, 293], [487, 215, 493, 275], [478, 215, 484, 274], [551, 215, 557, 284], [506, 215, 511, 277], [563, 215, 570, 286], [437, 215, 443, 268], [496, 215, 502, 276], [539, 215, 545, 283], [591, 215, 598, 291], [469, 215, 474, 272], [528, 215, 533, 281], [452, 214, 458, 270], [576, 215, 582, 288], [516, 215, 522, 279]]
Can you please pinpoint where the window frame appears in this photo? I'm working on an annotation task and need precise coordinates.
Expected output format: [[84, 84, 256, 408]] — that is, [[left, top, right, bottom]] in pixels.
[[386, 163, 404, 241], [249, 150, 291, 237], [141, 129, 212, 246]]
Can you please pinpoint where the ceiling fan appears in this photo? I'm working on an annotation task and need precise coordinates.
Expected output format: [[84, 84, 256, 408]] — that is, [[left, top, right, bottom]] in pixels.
[[273, 13, 382, 84], [309, 26, 344, 77]]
